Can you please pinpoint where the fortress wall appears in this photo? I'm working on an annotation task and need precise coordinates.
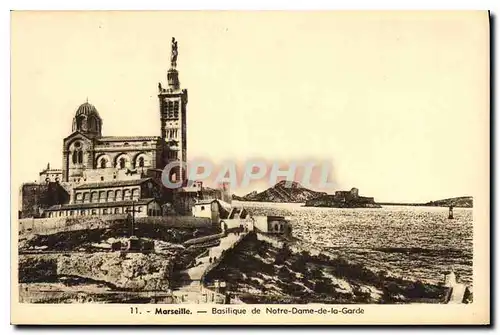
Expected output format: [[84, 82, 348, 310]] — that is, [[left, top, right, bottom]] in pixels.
[[18, 215, 127, 235], [135, 216, 211, 228], [19, 214, 211, 236]]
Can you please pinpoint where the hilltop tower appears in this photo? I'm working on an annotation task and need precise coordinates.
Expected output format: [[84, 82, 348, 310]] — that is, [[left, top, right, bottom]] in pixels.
[[158, 37, 188, 184]]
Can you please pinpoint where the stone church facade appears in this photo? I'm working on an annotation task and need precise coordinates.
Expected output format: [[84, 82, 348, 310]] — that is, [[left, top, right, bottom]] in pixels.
[[20, 38, 188, 219]]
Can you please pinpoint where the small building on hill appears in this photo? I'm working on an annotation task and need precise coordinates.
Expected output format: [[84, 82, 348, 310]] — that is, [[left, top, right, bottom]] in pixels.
[[253, 215, 292, 236], [192, 199, 230, 224]]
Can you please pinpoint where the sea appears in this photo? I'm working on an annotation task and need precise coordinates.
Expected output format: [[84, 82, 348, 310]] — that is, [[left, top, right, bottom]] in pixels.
[[234, 201, 473, 287]]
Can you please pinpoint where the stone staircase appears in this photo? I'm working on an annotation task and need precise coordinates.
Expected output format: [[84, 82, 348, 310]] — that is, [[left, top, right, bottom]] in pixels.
[[170, 231, 250, 303]]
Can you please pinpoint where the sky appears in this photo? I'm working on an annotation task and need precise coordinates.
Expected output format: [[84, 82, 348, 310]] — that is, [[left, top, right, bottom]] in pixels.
[[11, 11, 489, 202]]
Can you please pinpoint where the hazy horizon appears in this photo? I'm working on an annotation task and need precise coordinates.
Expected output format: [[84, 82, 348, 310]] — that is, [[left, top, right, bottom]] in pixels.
[[11, 11, 489, 203]]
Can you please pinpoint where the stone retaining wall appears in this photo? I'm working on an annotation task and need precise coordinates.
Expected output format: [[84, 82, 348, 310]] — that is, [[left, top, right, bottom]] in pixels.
[[136, 216, 211, 228], [18, 215, 127, 235]]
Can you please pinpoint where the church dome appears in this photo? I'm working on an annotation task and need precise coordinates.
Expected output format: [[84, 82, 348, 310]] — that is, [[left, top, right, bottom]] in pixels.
[[75, 102, 100, 118], [72, 101, 102, 137]]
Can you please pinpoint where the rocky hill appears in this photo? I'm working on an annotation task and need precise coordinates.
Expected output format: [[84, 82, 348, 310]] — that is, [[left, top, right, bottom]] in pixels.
[[232, 181, 326, 203], [379, 196, 473, 208], [425, 196, 473, 208]]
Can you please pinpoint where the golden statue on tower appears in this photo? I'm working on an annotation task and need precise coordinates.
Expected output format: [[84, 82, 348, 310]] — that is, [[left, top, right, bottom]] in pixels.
[[171, 37, 178, 68]]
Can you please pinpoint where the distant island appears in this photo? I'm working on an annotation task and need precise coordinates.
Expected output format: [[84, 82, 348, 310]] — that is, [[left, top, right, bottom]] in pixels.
[[304, 187, 381, 208], [232, 181, 326, 203], [232, 184, 380, 208], [378, 196, 473, 208], [232, 183, 473, 209]]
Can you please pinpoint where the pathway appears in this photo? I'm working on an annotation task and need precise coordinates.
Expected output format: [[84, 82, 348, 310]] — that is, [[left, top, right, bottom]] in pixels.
[[171, 231, 249, 303]]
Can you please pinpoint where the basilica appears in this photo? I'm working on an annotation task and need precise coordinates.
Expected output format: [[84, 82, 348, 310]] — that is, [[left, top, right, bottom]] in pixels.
[[20, 38, 191, 219]]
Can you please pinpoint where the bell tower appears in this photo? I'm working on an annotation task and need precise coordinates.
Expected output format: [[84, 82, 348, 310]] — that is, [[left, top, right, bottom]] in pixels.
[[158, 37, 188, 184]]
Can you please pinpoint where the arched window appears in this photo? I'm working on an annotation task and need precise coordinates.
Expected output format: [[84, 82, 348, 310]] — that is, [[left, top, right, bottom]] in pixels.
[[119, 158, 126, 169], [88, 116, 97, 131], [107, 190, 114, 202], [100, 158, 107, 168], [124, 189, 131, 200], [77, 151, 83, 164], [83, 192, 90, 203], [76, 116, 84, 130], [115, 189, 122, 201], [138, 157, 144, 168], [174, 101, 179, 118], [168, 101, 174, 118], [91, 192, 98, 203], [72, 151, 78, 164], [131, 188, 140, 200]]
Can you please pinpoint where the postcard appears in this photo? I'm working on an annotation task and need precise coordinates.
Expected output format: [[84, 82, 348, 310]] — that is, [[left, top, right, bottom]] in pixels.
[[10, 10, 490, 325]]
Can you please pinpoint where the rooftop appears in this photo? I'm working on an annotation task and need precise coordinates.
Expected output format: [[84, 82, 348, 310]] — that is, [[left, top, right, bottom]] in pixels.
[[194, 199, 219, 205], [73, 178, 152, 190], [39, 169, 63, 175], [98, 136, 161, 142]]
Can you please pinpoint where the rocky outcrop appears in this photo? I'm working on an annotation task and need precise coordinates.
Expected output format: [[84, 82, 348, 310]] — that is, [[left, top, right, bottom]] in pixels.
[[19, 254, 59, 282], [378, 196, 473, 208], [233, 181, 326, 203], [19, 252, 173, 291], [204, 235, 448, 304]]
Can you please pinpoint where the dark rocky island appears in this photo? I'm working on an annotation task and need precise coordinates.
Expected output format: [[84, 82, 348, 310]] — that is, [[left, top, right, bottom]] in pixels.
[[378, 196, 473, 208], [232, 181, 326, 203], [304, 188, 381, 208]]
